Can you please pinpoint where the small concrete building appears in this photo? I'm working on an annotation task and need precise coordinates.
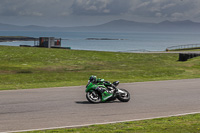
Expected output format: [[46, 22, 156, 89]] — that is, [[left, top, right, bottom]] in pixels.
[[39, 37, 61, 48]]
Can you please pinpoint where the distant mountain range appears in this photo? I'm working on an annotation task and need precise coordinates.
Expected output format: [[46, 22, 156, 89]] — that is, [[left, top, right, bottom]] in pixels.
[[1, 19, 200, 32]]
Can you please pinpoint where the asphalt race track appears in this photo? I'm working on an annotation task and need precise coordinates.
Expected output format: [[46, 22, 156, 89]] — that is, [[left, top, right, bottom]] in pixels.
[[0, 79, 200, 132]]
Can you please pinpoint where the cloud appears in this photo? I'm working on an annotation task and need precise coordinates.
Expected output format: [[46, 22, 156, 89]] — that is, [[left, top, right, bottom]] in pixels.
[[0, 0, 200, 26], [131, 0, 200, 21], [71, 0, 132, 15], [171, 12, 184, 20], [18, 11, 43, 17], [155, 12, 162, 17], [70, 0, 200, 21], [0, 0, 200, 19], [0, 0, 73, 17], [161, 3, 176, 10]]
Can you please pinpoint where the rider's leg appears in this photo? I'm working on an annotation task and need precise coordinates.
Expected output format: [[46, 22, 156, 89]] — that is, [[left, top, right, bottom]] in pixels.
[[95, 87, 112, 101]]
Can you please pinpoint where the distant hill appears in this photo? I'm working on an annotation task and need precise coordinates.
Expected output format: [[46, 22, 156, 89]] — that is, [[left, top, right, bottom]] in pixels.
[[0, 19, 200, 32], [90, 19, 200, 32], [0, 23, 24, 30]]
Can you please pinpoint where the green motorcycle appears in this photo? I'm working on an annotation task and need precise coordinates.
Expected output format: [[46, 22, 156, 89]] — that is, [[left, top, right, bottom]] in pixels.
[[85, 78, 130, 103]]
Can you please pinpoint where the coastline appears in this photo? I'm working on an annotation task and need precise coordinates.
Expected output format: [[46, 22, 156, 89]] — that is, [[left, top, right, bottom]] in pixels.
[[0, 36, 36, 42]]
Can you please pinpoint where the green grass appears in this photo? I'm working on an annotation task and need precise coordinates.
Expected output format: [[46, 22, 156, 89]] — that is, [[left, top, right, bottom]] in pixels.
[[1, 46, 200, 90], [22, 113, 200, 133]]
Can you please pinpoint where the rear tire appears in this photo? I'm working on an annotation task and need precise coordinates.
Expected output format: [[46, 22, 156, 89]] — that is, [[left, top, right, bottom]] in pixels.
[[117, 89, 130, 102], [86, 91, 101, 103]]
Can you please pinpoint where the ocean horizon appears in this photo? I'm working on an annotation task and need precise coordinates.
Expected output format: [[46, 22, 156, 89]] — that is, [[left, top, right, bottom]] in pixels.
[[1, 31, 200, 52]]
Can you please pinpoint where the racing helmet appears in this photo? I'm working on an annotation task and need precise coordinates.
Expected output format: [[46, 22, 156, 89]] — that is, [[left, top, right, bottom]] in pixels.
[[89, 75, 97, 82]]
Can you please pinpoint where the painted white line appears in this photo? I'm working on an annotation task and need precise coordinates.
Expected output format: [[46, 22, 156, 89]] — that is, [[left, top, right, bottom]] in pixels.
[[3, 111, 200, 133]]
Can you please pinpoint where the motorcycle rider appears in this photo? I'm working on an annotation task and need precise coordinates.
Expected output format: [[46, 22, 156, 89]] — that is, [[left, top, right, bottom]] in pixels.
[[89, 75, 113, 101]]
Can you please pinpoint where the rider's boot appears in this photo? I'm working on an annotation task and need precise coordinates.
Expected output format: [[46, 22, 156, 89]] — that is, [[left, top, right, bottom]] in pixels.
[[102, 91, 112, 102]]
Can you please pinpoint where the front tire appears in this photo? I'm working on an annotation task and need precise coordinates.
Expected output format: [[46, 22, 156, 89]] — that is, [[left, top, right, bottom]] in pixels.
[[86, 91, 101, 103], [117, 89, 130, 102]]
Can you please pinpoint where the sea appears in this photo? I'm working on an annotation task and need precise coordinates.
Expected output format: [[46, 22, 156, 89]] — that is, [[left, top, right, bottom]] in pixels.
[[1, 31, 200, 52]]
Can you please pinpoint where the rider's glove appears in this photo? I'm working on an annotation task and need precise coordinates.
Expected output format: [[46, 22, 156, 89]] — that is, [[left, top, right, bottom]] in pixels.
[[104, 81, 111, 86]]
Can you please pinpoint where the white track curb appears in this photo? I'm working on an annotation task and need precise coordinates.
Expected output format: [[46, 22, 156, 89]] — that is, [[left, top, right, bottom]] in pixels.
[[3, 111, 200, 133]]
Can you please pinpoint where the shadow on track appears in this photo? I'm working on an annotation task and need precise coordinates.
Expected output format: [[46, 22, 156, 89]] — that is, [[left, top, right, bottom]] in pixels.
[[75, 101, 92, 104], [75, 101, 121, 104]]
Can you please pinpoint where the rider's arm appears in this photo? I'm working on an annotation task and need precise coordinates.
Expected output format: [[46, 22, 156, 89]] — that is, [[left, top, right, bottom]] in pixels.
[[97, 78, 104, 84]]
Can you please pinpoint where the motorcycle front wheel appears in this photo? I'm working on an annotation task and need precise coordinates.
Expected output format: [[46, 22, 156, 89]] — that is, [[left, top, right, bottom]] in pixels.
[[86, 91, 101, 103], [117, 89, 130, 102]]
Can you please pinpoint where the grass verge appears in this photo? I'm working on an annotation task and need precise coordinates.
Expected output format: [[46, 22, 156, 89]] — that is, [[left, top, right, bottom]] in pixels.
[[1, 46, 200, 90], [22, 113, 200, 133]]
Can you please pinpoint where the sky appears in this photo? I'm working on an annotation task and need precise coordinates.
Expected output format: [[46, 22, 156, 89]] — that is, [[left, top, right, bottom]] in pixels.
[[0, 0, 200, 27]]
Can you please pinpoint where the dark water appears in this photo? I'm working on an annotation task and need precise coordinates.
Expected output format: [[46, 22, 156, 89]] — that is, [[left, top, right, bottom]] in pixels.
[[1, 31, 200, 52]]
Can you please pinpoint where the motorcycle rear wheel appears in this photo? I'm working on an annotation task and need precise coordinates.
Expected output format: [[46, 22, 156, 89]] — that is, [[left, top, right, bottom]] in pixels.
[[86, 91, 101, 103], [117, 89, 130, 102]]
